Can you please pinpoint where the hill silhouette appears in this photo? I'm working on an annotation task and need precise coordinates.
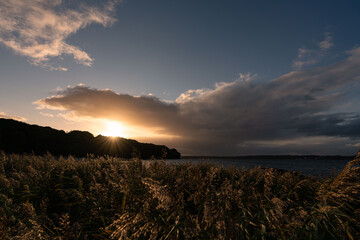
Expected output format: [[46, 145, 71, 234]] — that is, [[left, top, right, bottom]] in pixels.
[[0, 118, 180, 159]]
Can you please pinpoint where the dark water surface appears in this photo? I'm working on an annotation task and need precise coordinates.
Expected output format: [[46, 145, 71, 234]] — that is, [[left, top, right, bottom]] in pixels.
[[163, 157, 352, 176]]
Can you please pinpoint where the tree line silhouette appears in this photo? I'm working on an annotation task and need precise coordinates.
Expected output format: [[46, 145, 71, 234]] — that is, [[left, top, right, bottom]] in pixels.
[[0, 118, 180, 159]]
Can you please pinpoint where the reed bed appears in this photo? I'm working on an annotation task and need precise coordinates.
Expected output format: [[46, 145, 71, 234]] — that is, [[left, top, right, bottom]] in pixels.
[[0, 152, 359, 239]]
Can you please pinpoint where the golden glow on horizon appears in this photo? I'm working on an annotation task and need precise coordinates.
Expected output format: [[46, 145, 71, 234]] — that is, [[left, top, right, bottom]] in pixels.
[[101, 121, 128, 138], [97, 120, 181, 140]]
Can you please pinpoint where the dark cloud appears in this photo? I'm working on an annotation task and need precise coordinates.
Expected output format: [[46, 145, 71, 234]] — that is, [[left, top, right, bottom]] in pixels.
[[294, 113, 360, 138], [35, 47, 360, 155], [36, 86, 185, 133]]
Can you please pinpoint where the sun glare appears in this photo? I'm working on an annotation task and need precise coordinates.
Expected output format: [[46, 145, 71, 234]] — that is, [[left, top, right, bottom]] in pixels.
[[102, 121, 127, 138]]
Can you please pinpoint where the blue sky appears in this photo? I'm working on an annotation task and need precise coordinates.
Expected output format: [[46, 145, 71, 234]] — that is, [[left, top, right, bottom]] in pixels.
[[1, 0, 360, 155]]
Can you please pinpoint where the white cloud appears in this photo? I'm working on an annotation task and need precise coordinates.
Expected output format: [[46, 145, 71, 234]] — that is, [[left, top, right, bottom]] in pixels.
[[0, 112, 27, 122], [176, 73, 254, 103], [293, 32, 334, 69], [319, 32, 334, 50], [0, 0, 118, 70], [39, 112, 54, 117]]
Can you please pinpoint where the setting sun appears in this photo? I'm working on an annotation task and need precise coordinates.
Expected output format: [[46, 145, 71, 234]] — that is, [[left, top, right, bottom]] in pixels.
[[101, 121, 127, 137]]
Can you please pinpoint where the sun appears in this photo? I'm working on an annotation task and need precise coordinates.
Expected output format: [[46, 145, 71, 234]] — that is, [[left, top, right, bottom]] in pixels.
[[101, 121, 127, 138]]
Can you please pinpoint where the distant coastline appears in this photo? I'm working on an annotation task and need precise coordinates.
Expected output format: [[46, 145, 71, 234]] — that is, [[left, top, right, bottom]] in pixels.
[[181, 155, 354, 160]]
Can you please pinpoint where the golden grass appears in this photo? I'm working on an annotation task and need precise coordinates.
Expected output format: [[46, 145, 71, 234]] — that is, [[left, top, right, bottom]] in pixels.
[[0, 151, 359, 239]]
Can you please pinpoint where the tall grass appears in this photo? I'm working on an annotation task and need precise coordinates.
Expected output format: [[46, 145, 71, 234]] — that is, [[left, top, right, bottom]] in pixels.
[[0, 151, 359, 239]]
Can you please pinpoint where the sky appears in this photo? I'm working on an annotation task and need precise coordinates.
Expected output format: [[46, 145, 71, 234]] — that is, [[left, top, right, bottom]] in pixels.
[[1, 0, 360, 155]]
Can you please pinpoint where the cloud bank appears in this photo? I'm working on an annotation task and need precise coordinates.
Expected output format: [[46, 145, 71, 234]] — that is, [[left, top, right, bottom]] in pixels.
[[35, 47, 360, 155], [0, 0, 118, 70]]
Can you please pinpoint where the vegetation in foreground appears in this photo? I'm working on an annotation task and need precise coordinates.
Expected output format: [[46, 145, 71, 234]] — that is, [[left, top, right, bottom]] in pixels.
[[0, 152, 359, 239]]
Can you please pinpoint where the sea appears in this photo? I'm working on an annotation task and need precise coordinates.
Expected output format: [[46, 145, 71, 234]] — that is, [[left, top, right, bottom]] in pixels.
[[162, 157, 354, 177]]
